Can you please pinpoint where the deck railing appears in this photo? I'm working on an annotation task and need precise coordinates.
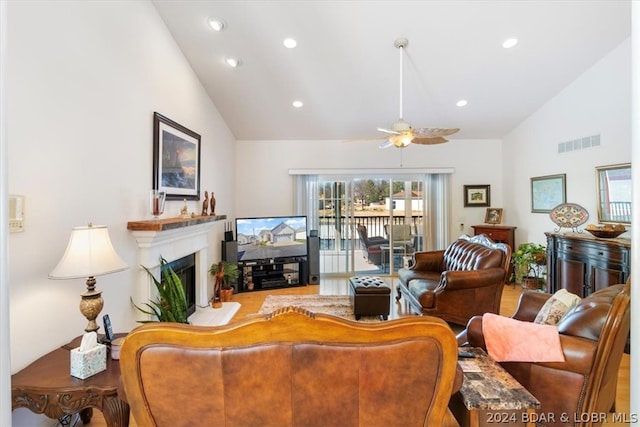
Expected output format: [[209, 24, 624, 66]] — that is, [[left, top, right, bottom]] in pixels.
[[317, 215, 422, 250], [606, 201, 632, 222]]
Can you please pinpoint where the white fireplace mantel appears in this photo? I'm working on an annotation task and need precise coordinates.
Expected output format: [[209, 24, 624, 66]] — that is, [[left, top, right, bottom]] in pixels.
[[128, 215, 226, 308]]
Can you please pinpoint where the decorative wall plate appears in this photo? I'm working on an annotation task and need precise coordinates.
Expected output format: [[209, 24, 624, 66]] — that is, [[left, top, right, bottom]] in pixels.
[[549, 203, 589, 229]]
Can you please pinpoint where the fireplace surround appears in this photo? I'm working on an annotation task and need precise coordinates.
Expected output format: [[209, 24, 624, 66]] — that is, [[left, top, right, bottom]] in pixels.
[[128, 216, 226, 318]]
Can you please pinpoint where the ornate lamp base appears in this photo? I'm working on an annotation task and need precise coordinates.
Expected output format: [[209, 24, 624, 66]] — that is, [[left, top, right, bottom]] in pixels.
[[80, 276, 103, 333]]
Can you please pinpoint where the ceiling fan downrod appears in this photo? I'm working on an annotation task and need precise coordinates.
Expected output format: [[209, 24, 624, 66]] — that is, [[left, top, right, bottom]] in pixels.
[[394, 38, 408, 121]]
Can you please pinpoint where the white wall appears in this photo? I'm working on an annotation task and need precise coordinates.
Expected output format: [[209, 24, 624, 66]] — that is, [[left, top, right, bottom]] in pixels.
[[6, 2, 235, 424], [235, 138, 504, 238], [503, 38, 631, 246]]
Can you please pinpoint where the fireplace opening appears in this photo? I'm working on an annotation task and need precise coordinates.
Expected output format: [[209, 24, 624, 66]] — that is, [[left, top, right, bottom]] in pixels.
[[166, 254, 196, 317]]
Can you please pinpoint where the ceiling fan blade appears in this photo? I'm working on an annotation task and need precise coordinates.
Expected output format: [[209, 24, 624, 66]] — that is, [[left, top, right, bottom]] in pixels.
[[414, 127, 460, 138], [377, 127, 400, 135], [412, 136, 448, 145], [379, 140, 394, 149]]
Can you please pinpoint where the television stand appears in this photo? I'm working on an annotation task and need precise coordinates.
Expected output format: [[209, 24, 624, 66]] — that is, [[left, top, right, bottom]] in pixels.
[[238, 257, 308, 292]]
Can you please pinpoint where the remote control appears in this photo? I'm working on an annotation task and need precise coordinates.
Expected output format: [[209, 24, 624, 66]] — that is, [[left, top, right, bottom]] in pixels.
[[458, 351, 475, 358], [103, 314, 115, 342]]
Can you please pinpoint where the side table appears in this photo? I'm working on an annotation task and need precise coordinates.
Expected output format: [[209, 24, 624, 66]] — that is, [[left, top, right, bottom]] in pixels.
[[449, 347, 540, 427], [12, 334, 130, 427], [379, 244, 406, 272]]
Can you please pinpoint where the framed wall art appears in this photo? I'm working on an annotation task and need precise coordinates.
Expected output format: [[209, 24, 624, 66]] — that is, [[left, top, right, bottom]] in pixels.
[[463, 185, 490, 207], [530, 173, 566, 213], [153, 112, 201, 200], [484, 208, 503, 225]]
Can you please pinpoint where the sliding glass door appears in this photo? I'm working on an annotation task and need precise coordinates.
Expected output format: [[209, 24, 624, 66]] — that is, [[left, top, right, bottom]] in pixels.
[[293, 170, 450, 277], [316, 177, 427, 277]]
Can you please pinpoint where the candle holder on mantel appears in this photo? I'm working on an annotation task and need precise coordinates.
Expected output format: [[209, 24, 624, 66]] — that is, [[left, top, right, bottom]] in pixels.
[[149, 190, 166, 219]]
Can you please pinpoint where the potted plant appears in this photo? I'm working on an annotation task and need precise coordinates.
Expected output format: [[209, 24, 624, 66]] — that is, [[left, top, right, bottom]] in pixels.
[[209, 260, 240, 306], [511, 243, 547, 290], [132, 257, 189, 323]]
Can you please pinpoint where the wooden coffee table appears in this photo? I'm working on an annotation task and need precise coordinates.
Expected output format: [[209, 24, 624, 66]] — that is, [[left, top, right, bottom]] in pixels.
[[11, 334, 130, 426], [449, 347, 540, 427]]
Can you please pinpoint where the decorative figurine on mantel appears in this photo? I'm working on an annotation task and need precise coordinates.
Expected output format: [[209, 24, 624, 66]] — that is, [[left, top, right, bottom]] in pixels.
[[180, 199, 190, 219], [210, 192, 216, 216], [201, 191, 209, 216]]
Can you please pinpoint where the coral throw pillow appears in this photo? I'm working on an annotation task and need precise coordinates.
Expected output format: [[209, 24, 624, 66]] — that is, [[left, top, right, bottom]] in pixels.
[[482, 313, 565, 362], [534, 289, 582, 325]]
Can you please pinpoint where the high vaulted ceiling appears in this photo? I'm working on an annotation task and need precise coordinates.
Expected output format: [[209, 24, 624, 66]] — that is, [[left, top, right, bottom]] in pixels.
[[152, 1, 630, 142]]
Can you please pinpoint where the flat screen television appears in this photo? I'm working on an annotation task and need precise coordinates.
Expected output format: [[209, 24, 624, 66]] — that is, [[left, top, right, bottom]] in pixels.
[[235, 216, 308, 262]]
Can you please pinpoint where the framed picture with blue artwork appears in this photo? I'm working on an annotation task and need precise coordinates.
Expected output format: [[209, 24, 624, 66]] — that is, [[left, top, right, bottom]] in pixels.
[[530, 174, 566, 213], [153, 112, 201, 200]]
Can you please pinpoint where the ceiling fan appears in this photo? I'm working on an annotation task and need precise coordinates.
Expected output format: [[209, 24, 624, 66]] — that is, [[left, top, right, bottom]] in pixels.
[[377, 38, 460, 149]]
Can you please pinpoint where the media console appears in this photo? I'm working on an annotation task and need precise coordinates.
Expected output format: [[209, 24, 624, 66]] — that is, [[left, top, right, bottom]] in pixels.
[[237, 256, 308, 293]]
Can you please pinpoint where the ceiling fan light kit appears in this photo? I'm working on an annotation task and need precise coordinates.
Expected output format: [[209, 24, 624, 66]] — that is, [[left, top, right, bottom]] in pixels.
[[374, 37, 460, 149]]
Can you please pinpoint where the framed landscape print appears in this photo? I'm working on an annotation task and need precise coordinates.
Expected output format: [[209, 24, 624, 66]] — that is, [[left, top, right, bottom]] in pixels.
[[153, 112, 201, 200], [464, 185, 490, 207], [530, 173, 566, 213]]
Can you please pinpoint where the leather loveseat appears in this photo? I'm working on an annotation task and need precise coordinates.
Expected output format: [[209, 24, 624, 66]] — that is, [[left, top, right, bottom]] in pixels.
[[120, 307, 463, 427], [461, 282, 630, 427], [396, 234, 511, 325]]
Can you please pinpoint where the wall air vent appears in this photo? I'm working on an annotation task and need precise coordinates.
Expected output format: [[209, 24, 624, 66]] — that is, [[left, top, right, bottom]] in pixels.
[[558, 134, 600, 154]]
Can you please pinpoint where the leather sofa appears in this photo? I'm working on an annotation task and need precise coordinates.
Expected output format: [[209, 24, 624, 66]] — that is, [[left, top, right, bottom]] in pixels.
[[356, 223, 388, 266], [460, 281, 630, 427], [120, 307, 463, 427], [396, 234, 511, 325]]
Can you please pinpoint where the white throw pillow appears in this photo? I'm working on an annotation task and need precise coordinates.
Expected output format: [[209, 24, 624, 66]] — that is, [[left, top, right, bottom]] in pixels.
[[534, 289, 582, 325]]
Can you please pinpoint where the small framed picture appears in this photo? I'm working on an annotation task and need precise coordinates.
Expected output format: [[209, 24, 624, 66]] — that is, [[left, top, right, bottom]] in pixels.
[[463, 185, 490, 207], [530, 174, 566, 213], [484, 208, 503, 224]]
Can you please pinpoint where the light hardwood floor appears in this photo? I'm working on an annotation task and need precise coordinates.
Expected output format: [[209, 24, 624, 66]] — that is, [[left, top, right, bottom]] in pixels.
[[84, 278, 630, 427]]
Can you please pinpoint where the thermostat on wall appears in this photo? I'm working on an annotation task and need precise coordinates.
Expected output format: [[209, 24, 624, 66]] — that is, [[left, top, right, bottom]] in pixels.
[[9, 195, 24, 232]]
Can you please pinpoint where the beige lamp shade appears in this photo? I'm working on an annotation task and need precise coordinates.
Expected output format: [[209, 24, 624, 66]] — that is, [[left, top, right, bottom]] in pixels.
[[49, 224, 128, 279], [49, 224, 128, 333]]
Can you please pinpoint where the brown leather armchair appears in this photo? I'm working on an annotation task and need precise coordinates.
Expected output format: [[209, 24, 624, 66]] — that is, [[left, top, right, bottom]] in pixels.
[[460, 281, 630, 427], [120, 307, 462, 427], [396, 234, 511, 325]]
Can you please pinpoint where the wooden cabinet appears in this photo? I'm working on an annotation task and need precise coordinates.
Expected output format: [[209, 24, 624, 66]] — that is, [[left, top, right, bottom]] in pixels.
[[545, 232, 630, 298], [471, 225, 517, 250], [472, 225, 517, 282]]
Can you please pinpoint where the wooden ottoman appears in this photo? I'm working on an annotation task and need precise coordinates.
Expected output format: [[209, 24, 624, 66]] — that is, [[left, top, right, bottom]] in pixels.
[[348, 276, 391, 320]]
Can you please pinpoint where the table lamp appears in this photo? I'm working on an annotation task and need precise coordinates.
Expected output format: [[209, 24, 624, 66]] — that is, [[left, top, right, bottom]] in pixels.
[[49, 223, 128, 333]]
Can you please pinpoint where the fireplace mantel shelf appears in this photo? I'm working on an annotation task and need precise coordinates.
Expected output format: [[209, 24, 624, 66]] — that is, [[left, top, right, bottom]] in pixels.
[[127, 214, 227, 232]]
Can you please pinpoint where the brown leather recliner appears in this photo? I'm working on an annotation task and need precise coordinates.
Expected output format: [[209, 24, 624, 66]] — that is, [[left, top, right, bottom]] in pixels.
[[461, 281, 630, 427], [396, 234, 511, 325], [120, 307, 463, 427]]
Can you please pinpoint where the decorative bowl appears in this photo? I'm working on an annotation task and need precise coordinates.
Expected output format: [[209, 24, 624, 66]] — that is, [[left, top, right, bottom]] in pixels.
[[585, 229, 625, 239]]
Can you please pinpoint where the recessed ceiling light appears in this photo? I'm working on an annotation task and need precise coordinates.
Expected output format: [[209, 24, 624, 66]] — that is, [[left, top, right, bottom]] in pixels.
[[224, 57, 241, 67], [207, 18, 226, 32], [456, 99, 468, 107], [292, 100, 303, 108], [502, 38, 518, 49], [283, 38, 297, 49]]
